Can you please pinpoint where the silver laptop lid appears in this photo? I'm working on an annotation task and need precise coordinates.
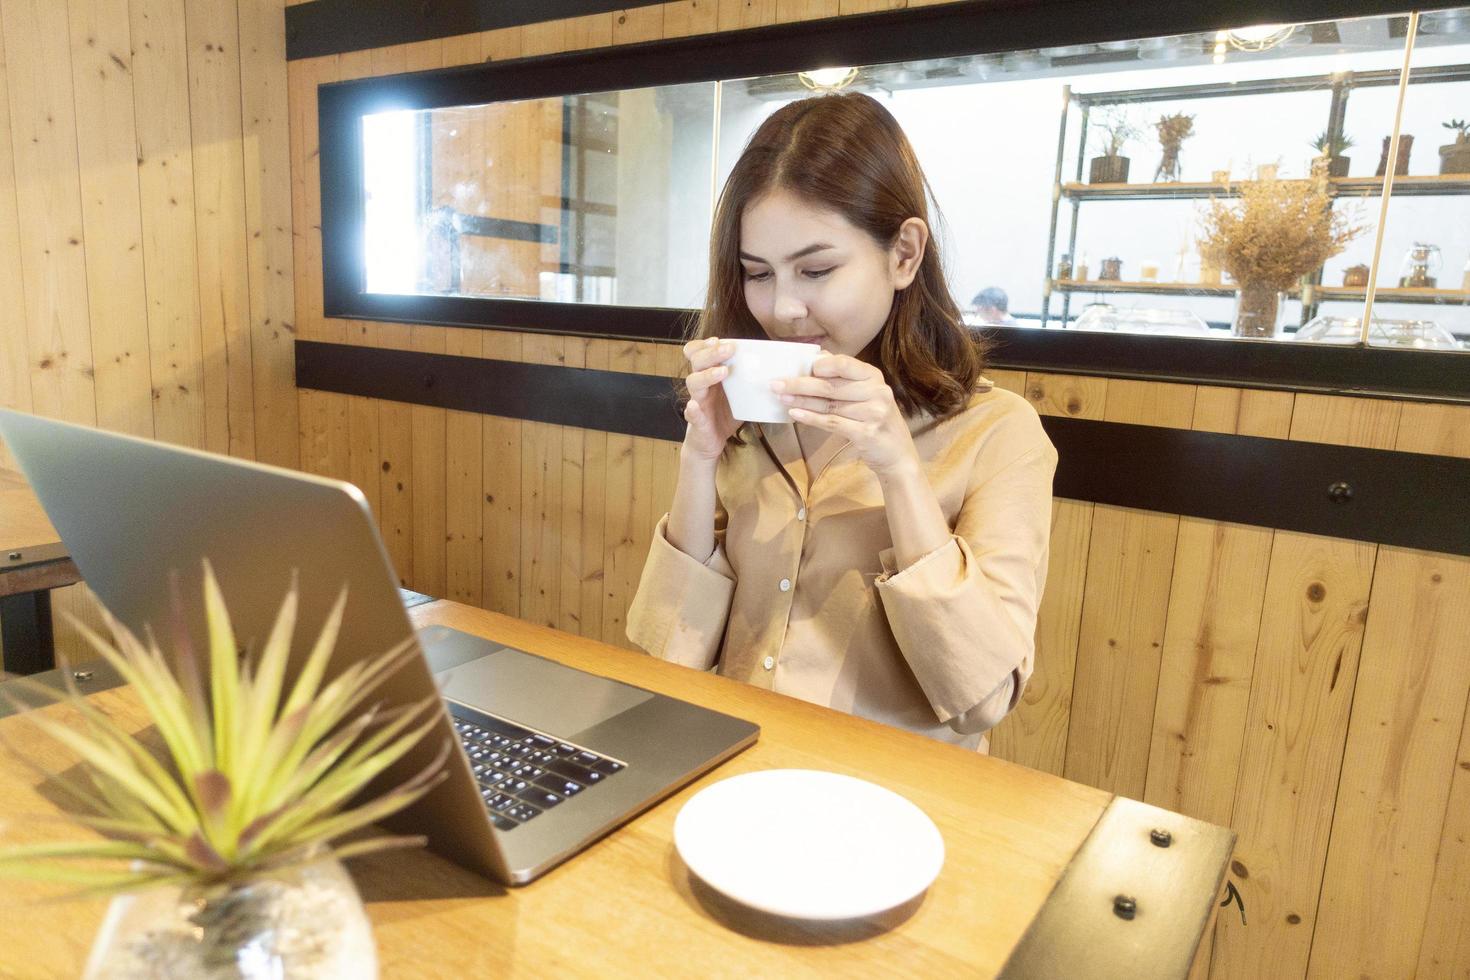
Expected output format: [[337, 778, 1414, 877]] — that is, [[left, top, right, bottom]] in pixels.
[[0, 408, 509, 881]]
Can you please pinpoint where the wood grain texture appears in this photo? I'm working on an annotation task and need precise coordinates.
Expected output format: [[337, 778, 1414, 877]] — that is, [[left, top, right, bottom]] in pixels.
[[0, 599, 1119, 978], [1065, 380, 1193, 797], [132, 0, 208, 447], [989, 497, 1091, 776], [238, 0, 300, 468], [67, 0, 154, 441], [1144, 388, 1291, 826], [410, 325, 448, 598], [481, 331, 523, 618], [445, 328, 485, 607], [519, 334, 565, 628], [663, 0, 720, 37], [718, 0, 779, 29], [186, 0, 256, 458], [376, 324, 415, 587], [1308, 547, 1470, 978], [1212, 531, 1374, 980], [0, 10, 29, 453], [990, 371, 1107, 773], [2, 0, 97, 427], [1417, 664, 1470, 978]]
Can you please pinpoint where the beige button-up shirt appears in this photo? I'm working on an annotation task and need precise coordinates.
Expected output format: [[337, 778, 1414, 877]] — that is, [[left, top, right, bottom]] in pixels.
[[626, 383, 1056, 751]]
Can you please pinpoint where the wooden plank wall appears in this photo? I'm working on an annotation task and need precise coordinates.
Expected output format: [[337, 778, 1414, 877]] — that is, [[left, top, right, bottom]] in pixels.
[[0, 0, 296, 660], [274, 3, 1466, 977]]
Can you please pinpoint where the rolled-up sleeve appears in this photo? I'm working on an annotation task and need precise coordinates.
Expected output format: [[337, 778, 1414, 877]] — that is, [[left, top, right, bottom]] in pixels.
[[873, 440, 1056, 729], [626, 514, 737, 671]]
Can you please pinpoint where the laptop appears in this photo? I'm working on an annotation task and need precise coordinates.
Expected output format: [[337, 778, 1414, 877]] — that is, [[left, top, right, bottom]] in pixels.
[[0, 408, 758, 884]]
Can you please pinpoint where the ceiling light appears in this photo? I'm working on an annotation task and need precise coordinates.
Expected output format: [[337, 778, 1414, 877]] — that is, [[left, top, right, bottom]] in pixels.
[[1226, 24, 1298, 51], [798, 67, 859, 92]]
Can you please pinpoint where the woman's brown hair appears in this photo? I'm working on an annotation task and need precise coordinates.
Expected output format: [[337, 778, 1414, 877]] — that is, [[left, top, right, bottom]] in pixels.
[[692, 92, 988, 420]]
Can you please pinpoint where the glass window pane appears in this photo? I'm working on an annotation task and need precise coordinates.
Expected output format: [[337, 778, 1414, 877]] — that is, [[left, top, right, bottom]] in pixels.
[[361, 82, 717, 308], [1358, 8, 1470, 352], [720, 13, 1410, 343]]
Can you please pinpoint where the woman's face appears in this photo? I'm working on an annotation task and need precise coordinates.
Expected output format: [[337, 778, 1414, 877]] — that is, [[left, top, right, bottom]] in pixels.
[[738, 188, 927, 357]]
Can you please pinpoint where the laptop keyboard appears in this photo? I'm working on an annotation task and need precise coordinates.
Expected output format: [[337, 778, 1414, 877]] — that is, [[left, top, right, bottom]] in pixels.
[[449, 703, 625, 832]]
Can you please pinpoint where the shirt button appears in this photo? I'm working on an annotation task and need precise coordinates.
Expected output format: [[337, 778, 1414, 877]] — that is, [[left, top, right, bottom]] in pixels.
[[796, 507, 807, 521], [762, 656, 775, 670], [779, 578, 791, 592]]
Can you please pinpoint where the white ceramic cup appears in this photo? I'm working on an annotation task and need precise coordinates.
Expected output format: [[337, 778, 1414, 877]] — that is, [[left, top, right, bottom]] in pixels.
[[720, 338, 824, 423]]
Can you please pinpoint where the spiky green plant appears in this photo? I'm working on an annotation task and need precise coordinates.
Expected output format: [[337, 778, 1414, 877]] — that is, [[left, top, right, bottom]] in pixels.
[[1445, 119, 1470, 144], [0, 561, 449, 894], [1310, 130, 1354, 155]]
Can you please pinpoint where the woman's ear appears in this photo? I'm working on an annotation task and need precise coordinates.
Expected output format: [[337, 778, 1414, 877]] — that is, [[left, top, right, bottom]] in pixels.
[[891, 217, 929, 289]]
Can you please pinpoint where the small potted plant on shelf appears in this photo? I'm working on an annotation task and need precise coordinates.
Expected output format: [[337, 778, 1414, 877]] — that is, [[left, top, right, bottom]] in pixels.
[[1310, 131, 1354, 178], [0, 564, 449, 979], [1439, 119, 1470, 174], [1153, 112, 1195, 182], [1089, 108, 1141, 184], [1198, 176, 1367, 338]]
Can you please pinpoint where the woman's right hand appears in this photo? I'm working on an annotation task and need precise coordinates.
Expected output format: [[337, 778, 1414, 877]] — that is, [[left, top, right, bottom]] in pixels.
[[681, 337, 739, 461]]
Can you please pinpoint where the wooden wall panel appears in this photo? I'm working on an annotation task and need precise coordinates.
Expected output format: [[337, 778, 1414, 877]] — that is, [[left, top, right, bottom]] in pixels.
[[0, 8, 28, 462], [1308, 546, 1470, 978], [1144, 387, 1291, 827], [238, 0, 300, 469], [481, 330, 523, 618], [1212, 394, 1393, 980], [520, 334, 565, 629], [0, 0, 291, 662], [445, 328, 485, 607], [1308, 402, 1470, 978], [186, 0, 256, 458], [410, 325, 448, 599], [132, 0, 208, 448], [67, 0, 153, 441], [2, 0, 97, 428], [1065, 380, 1194, 798], [988, 371, 1105, 774]]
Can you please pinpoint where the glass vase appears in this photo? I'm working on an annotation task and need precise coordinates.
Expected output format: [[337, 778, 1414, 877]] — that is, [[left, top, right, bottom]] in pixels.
[[83, 853, 377, 980], [1233, 282, 1285, 338]]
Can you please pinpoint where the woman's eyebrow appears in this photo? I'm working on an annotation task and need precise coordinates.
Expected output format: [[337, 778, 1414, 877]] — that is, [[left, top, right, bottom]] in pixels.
[[738, 243, 836, 264]]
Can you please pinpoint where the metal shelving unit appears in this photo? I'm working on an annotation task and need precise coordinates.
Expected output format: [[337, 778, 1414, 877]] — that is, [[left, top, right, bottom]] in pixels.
[[1041, 65, 1470, 329]]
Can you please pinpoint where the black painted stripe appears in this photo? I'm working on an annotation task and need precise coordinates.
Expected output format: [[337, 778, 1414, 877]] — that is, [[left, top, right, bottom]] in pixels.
[[286, 0, 1438, 62], [296, 340, 684, 441], [286, 0, 669, 61], [987, 329, 1470, 404], [294, 340, 1470, 557]]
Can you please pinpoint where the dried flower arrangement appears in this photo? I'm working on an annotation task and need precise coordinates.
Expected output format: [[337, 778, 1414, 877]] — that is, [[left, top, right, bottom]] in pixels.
[[1092, 107, 1142, 160], [0, 564, 449, 895], [1198, 177, 1368, 336], [1153, 113, 1195, 181]]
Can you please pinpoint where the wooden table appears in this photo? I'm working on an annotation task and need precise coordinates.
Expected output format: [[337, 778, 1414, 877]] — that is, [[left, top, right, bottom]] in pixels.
[[0, 466, 80, 674], [0, 600, 1233, 977]]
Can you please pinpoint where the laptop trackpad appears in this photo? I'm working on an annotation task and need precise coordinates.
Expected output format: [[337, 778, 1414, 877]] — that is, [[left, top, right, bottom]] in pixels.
[[432, 637, 653, 736]]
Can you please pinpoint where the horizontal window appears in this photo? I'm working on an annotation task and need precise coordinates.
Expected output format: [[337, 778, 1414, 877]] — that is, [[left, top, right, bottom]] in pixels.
[[318, 4, 1470, 396]]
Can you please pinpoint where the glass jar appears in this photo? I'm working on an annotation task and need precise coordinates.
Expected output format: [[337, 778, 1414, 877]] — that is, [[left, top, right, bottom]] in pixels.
[[1233, 282, 1285, 338], [1398, 242, 1442, 288], [1099, 256, 1123, 280], [1056, 253, 1073, 280], [84, 853, 377, 980]]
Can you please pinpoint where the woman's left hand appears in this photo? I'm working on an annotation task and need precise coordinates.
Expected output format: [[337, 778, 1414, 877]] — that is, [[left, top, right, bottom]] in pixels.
[[773, 355, 919, 477]]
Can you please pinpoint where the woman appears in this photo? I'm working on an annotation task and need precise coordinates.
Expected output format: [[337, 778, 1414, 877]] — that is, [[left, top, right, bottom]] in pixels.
[[626, 93, 1055, 751]]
